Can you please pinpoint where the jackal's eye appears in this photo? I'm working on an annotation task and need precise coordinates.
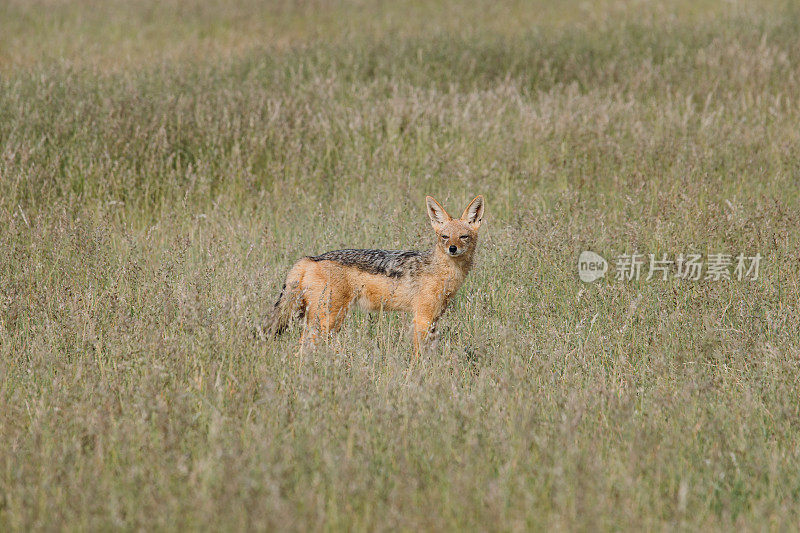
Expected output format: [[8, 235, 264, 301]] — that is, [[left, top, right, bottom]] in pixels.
[[441, 235, 449, 240], [459, 235, 470, 241]]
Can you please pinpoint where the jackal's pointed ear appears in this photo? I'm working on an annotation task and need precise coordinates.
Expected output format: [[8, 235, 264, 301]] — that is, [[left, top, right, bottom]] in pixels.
[[461, 195, 484, 229], [426, 196, 451, 229]]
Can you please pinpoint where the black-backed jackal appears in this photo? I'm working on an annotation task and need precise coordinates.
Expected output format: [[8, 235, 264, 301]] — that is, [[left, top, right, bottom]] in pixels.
[[264, 195, 484, 359]]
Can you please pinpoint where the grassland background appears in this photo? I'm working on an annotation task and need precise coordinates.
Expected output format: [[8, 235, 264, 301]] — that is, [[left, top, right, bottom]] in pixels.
[[2, 0, 800, 530]]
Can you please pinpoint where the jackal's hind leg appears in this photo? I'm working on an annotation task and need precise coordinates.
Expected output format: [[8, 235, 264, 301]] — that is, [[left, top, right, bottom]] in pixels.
[[299, 293, 349, 351]]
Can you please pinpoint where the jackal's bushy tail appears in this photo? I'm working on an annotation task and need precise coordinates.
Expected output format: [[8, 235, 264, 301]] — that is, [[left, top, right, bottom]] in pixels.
[[264, 282, 304, 337], [262, 262, 308, 338]]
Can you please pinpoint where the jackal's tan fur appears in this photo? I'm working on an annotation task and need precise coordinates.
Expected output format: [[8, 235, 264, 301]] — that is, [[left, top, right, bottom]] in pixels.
[[266, 195, 484, 359]]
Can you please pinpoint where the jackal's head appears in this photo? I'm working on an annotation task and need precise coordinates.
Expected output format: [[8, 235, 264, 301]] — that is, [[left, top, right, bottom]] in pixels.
[[426, 195, 484, 259]]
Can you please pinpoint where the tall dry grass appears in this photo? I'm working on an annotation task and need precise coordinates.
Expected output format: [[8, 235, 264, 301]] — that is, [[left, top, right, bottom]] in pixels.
[[1, 0, 799, 529]]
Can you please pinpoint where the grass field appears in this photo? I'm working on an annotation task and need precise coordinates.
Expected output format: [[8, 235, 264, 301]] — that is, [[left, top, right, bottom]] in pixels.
[[2, 0, 800, 529]]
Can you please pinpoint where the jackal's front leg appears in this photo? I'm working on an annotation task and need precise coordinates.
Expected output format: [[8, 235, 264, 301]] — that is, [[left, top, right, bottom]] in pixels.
[[412, 313, 437, 361]]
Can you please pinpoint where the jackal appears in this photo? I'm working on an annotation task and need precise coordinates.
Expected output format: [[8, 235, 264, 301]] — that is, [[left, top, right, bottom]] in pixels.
[[264, 195, 484, 358]]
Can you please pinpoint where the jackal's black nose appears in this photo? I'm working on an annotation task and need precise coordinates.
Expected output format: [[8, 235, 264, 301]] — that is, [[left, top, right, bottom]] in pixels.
[[449, 245, 457, 254]]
